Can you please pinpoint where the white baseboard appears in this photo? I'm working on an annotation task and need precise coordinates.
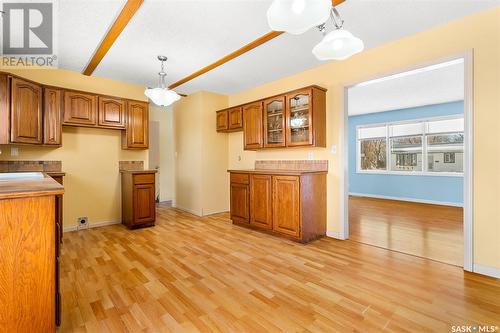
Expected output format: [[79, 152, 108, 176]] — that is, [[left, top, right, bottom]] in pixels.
[[326, 231, 346, 240], [172, 204, 202, 216], [349, 192, 463, 207], [473, 264, 500, 279], [63, 220, 121, 233]]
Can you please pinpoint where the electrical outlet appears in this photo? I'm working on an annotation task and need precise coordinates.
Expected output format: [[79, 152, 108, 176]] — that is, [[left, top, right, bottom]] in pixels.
[[77, 217, 89, 230], [11, 147, 18, 156], [307, 152, 314, 160]]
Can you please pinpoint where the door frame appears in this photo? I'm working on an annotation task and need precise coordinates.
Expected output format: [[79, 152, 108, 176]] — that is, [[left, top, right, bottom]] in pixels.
[[339, 50, 473, 271]]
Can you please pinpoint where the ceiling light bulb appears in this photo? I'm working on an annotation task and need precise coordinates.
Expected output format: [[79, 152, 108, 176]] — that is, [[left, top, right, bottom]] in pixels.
[[144, 55, 181, 107], [267, 0, 331, 35], [291, 0, 305, 14], [312, 28, 364, 61]]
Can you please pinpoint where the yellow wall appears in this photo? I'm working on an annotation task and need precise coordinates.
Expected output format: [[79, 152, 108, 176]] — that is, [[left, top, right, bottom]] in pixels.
[[0, 68, 149, 228], [227, 7, 500, 269], [173, 91, 229, 215]]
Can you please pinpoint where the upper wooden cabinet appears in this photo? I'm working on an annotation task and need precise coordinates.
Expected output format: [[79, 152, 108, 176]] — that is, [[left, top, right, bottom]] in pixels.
[[10, 77, 43, 144], [63, 91, 97, 126], [43, 88, 62, 146], [98, 96, 126, 129], [123, 101, 149, 149], [215, 85, 326, 150], [216, 110, 228, 132], [243, 101, 263, 150], [263, 96, 286, 148], [228, 107, 243, 130], [216, 107, 243, 133]]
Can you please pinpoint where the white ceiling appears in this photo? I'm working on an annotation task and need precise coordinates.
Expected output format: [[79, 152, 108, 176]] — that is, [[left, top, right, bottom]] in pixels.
[[347, 60, 464, 116], [56, 0, 500, 95]]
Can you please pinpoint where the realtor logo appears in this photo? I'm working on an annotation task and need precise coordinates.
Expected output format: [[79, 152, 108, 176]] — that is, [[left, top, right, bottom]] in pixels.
[[2, 2, 53, 54]]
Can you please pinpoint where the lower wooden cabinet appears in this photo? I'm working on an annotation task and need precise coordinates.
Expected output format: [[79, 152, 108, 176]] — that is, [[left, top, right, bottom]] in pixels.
[[229, 171, 326, 243], [250, 174, 272, 230], [121, 171, 157, 228]]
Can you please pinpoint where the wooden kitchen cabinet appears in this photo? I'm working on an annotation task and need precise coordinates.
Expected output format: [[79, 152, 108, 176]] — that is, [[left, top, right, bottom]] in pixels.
[[229, 170, 326, 243], [123, 101, 149, 149], [250, 174, 272, 230], [10, 77, 43, 144], [43, 88, 62, 146], [216, 110, 228, 132], [230, 173, 250, 225], [98, 96, 126, 129], [228, 107, 243, 130], [243, 101, 263, 149], [285, 86, 326, 147], [263, 96, 286, 148], [272, 175, 300, 237], [63, 90, 97, 126], [121, 170, 157, 228]]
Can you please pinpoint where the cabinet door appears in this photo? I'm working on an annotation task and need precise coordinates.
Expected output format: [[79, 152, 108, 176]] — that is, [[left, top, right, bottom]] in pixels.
[[243, 101, 263, 149], [10, 77, 42, 144], [133, 184, 156, 224], [272, 175, 301, 238], [124, 101, 149, 149], [263, 96, 286, 148], [98, 96, 126, 129], [43, 88, 62, 145], [63, 91, 97, 126], [286, 89, 313, 147], [228, 107, 243, 130], [230, 183, 250, 224], [250, 175, 272, 230], [216, 110, 228, 132]]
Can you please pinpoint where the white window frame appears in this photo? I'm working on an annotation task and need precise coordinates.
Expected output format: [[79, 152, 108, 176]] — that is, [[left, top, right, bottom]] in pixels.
[[356, 115, 464, 177]]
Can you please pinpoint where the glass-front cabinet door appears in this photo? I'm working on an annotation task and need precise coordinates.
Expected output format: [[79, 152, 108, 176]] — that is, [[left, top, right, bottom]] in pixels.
[[286, 90, 313, 146], [263, 96, 286, 147]]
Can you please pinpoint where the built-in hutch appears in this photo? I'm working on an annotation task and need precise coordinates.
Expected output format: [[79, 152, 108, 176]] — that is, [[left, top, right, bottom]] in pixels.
[[216, 85, 326, 150]]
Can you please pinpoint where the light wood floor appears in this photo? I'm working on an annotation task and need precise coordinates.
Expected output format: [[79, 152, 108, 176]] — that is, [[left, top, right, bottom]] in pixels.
[[349, 196, 463, 266], [59, 206, 500, 333]]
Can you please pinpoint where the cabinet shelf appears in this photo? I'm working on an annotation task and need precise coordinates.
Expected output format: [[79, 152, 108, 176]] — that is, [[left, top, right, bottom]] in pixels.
[[290, 106, 309, 113]]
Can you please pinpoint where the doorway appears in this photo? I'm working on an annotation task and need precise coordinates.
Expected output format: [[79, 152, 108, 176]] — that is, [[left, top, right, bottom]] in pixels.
[[341, 53, 473, 270], [149, 120, 160, 202]]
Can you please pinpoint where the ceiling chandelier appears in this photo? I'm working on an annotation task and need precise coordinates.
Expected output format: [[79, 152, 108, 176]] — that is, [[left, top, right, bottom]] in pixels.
[[267, 0, 364, 61], [144, 56, 180, 107]]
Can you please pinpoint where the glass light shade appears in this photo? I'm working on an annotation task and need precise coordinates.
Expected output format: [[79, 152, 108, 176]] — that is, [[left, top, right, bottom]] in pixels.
[[312, 29, 364, 61], [144, 87, 181, 106], [267, 0, 331, 35]]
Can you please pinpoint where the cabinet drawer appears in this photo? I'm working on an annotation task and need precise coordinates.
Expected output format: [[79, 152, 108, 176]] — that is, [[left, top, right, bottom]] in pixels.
[[133, 173, 155, 185], [230, 173, 249, 184]]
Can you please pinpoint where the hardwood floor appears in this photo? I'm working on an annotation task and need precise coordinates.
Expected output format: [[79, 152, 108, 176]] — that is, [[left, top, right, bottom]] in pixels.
[[349, 196, 463, 266], [59, 206, 500, 332]]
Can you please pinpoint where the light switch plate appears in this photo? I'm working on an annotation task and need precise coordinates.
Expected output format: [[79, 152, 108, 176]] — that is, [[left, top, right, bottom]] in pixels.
[[331, 145, 337, 154]]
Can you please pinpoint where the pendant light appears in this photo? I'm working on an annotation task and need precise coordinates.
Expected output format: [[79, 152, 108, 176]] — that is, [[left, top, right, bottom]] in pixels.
[[312, 7, 364, 61], [267, 0, 332, 35], [144, 56, 180, 107]]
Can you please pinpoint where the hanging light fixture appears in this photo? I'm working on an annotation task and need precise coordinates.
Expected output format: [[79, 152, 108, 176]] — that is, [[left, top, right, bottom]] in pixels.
[[312, 7, 364, 61], [144, 56, 180, 107], [267, 0, 331, 35]]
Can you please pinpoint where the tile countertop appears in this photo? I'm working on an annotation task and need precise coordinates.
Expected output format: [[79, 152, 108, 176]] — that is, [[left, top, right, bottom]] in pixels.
[[0, 172, 64, 200], [119, 169, 158, 174], [227, 169, 328, 175]]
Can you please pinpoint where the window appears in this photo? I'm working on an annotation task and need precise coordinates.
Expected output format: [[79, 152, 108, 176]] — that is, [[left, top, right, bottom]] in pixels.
[[356, 116, 464, 175], [358, 126, 386, 170]]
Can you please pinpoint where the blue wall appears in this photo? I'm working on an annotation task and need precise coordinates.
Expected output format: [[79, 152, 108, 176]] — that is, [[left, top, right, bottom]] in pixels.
[[349, 101, 464, 205]]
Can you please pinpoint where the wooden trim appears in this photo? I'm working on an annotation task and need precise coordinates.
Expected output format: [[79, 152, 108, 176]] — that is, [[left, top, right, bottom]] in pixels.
[[82, 0, 144, 76], [168, 0, 345, 90], [168, 31, 282, 89]]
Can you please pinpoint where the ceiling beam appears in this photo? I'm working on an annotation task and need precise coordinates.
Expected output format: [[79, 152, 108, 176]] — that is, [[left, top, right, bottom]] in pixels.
[[168, 0, 345, 90], [83, 0, 144, 76]]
